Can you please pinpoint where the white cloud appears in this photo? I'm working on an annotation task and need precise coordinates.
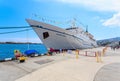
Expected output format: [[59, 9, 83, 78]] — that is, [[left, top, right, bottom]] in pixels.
[[102, 12, 120, 27]]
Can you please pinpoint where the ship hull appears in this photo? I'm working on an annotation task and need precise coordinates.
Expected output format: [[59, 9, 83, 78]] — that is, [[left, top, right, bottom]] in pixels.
[[26, 19, 96, 49]]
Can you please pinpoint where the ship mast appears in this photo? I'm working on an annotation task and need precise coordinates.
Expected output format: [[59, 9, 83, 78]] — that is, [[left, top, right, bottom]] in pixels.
[[71, 18, 76, 28], [86, 25, 88, 33]]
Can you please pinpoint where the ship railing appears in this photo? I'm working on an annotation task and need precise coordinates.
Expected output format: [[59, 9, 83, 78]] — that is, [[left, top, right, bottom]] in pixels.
[[78, 50, 96, 57]]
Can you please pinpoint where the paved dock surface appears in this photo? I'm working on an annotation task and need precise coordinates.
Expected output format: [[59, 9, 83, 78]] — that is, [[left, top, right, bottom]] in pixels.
[[0, 53, 72, 81], [0, 47, 120, 81], [94, 63, 120, 81]]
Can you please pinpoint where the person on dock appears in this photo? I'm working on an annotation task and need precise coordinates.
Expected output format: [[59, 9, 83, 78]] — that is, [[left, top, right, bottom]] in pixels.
[[48, 48, 54, 55], [14, 50, 22, 60]]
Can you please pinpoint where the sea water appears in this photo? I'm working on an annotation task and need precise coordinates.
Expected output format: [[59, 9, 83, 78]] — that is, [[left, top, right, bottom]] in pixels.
[[0, 44, 47, 60]]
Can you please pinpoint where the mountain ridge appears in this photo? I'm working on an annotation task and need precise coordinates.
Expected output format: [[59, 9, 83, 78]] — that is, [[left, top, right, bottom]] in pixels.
[[97, 37, 120, 46]]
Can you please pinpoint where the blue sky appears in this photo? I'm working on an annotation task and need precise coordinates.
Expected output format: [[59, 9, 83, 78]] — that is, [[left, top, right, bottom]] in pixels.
[[0, 0, 120, 43]]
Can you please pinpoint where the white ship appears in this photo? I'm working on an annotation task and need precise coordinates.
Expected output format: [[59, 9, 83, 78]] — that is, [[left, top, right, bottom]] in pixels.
[[26, 19, 97, 50]]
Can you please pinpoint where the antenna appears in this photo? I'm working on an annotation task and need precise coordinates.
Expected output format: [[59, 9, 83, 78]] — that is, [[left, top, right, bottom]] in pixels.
[[86, 25, 88, 33], [71, 18, 76, 28], [75, 18, 87, 30]]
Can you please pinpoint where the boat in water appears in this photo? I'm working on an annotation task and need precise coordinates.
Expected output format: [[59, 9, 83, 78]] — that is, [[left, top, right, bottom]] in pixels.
[[26, 19, 97, 50]]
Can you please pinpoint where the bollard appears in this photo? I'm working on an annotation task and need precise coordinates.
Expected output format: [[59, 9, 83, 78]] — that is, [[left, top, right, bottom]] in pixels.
[[95, 51, 99, 63], [102, 49, 104, 56], [102, 47, 108, 56], [96, 51, 103, 63], [98, 51, 102, 63], [75, 49, 79, 59], [102, 48, 106, 56]]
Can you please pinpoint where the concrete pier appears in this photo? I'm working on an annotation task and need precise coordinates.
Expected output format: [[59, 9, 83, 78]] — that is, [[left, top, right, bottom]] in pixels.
[[0, 47, 120, 81]]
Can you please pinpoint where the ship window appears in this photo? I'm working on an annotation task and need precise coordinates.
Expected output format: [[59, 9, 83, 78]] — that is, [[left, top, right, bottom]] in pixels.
[[43, 32, 49, 39]]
